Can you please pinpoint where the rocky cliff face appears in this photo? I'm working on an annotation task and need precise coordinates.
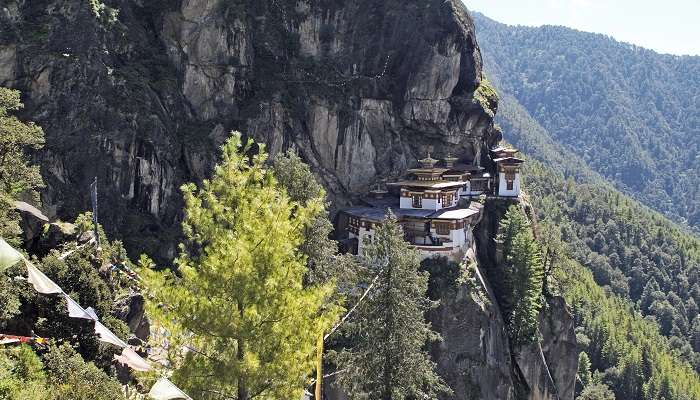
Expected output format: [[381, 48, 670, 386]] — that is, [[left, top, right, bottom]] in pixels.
[[1, 1, 576, 398], [0, 0, 500, 261]]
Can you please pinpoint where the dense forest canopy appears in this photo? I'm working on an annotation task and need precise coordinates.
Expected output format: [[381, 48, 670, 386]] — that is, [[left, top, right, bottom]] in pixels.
[[473, 12, 700, 232]]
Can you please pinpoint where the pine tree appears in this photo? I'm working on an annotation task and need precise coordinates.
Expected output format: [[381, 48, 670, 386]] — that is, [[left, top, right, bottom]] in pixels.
[[270, 150, 357, 286], [334, 212, 450, 400], [140, 133, 341, 400], [577, 352, 593, 390], [497, 205, 545, 346]]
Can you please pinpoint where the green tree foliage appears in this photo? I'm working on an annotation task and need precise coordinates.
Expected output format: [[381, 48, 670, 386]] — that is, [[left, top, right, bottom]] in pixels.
[[524, 163, 700, 398], [0, 345, 50, 400], [525, 160, 700, 371], [474, 12, 700, 231], [577, 383, 616, 400], [140, 133, 341, 400], [270, 149, 358, 286], [559, 257, 700, 400], [333, 213, 450, 400], [0, 344, 122, 400], [42, 343, 123, 400], [496, 205, 545, 346], [577, 352, 593, 390], [0, 214, 131, 368], [0, 87, 45, 241]]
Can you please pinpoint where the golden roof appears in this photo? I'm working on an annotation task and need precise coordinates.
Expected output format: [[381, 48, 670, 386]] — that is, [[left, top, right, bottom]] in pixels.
[[418, 152, 438, 168]]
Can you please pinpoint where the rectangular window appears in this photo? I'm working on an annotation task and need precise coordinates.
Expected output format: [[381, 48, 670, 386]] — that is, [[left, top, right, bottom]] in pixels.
[[442, 193, 453, 205], [412, 194, 422, 208], [436, 222, 450, 235], [505, 172, 515, 191]]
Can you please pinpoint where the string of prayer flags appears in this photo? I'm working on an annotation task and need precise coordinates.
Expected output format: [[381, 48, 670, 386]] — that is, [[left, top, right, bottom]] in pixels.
[[0, 238, 22, 272], [0, 334, 48, 346], [148, 378, 193, 400], [0, 237, 193, 399], [0, 337, 19, 345], [114, 347, 152, 372], [26, 263, 63, 294]]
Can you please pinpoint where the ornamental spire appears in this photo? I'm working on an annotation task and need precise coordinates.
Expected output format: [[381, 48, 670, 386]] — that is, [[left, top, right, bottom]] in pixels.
[[418, 152, 438, 169], [444, 152, 459, 168]]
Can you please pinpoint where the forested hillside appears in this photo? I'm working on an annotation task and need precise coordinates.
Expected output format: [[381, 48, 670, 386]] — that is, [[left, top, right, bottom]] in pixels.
[[472, 12, 700, 231], [467, 11, 700, 397], [528, 159, 700, 364]]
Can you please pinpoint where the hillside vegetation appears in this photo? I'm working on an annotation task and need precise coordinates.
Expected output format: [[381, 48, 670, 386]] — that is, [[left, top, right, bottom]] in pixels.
[[473, 12, 700, 231]]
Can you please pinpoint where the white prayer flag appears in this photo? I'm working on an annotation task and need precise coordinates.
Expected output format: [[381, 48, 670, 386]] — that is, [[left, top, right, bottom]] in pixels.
[[26, 263, 63, 294], [85, 306, 99, 320], [149, 378, 192, 400], [0, 238, 22, 272], [64, 294, 96, 320], [114, 347, 152, 372], [94, 320, 128, 348]]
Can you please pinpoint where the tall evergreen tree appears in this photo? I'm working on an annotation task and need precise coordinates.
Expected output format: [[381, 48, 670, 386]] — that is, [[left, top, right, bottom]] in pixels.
[[271, 150, 353, 285], [497, 205, 545, 346], [141, 133, 341, 400], [334, 213, 450, 400]]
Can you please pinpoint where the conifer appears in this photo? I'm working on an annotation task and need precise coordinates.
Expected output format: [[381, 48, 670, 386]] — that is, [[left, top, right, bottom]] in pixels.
[[497, 205, 545, 346], [334, 212, 450, 400], [141, 133, 341, 400]]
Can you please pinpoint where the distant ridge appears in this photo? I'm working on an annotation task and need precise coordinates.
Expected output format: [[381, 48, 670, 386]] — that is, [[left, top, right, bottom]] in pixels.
[[473, 11, 700, 231]]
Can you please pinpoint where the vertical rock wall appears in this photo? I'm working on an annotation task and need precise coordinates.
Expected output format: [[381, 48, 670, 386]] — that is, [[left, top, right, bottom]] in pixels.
[[0, 0, 499, 261]]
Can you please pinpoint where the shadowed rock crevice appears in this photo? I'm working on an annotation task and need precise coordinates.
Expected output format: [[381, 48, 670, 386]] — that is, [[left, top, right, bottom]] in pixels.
[[0, 0, 499, 262]]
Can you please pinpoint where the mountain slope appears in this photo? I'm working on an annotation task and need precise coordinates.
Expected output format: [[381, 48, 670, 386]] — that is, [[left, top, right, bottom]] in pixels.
[[472, 11, 700, 231]]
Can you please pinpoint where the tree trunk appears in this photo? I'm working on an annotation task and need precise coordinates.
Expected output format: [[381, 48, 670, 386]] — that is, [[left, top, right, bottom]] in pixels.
[[382, 260, 394, 400], [237, 301, 249, 400]]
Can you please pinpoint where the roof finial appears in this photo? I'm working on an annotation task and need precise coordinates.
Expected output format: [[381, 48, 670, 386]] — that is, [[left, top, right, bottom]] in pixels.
[[444, 152, 459, 168], [418, 152, 438, 169]]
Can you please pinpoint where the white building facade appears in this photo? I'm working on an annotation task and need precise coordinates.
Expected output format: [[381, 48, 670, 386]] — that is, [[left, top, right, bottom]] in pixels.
[[342, 147, 522, 261]]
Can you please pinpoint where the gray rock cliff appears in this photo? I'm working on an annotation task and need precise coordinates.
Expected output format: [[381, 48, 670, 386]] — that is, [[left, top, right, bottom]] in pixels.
[[0, 1, 575, 398], [0, 0, 499, 262]]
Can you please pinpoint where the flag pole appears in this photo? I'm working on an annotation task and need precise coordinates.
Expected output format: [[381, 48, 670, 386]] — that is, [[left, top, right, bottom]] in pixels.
[[90, 177, 101, 250]]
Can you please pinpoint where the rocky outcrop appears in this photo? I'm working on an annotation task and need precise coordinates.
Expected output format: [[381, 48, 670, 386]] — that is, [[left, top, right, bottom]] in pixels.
[[539, 296, 578, 400], [1, 1, 576, 397], [430, 260, 516, 400], [0, 0, 500, 262], [511, 296, 577, 400], [14, 200, 49, 249], [429, 244, 576, 400], [113, 292, 150, 341]]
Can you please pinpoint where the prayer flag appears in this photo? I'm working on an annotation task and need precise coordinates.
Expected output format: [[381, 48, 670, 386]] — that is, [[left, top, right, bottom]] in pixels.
[[315, 333, 323, 400], [90, 178, 100, 247], [94, 321, 128, 348], [85, 306, 99, 320], [26, 263, 62, 294], [114, 347, 152, 372], [0, 238, 22, 272], [149, 378, 192, 400], [64, 294, 96, 320]]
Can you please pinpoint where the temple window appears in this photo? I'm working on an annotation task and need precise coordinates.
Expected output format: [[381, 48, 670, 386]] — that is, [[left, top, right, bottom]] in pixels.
[[412, 194, 422, 208], [436, 222, 450, 235]]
